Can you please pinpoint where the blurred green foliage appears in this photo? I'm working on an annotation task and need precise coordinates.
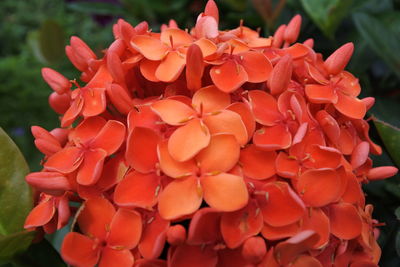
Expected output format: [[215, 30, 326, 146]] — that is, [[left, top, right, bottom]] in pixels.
[[1, 0, 400, 265]]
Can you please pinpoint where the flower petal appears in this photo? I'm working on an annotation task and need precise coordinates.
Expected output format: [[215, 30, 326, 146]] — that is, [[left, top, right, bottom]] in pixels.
[[158, 176, 202, 220], [151, 99, 195, 126], [273, 230, 320, 266], [61, 232, 100, 267], [197, 134, 240, 174], [114, 171, 160, 210], [61, 95, 83, 127], [275, 151, 299, 179], [157, 140, 197, 178], [98, 247, 134, 267], [186, 44, 204, 91], [168, 118, 211, 162], [108, 208, 142, 249], [304, 145, 342, 170], [24, 197, 55, 228], [296, 169, 342, 207], [292, 255, 323, 267], [226, 102, 256, 141], [138, 213, 169, 259], [126, 127, 160, 173], [334, 92, 366, 119], [155, 51, 186, 82], [169, 244, 218, 267], [305, 84, 337, 104], [203, 110, 248, 145], [260, 182, 305, 227], [44, 147, 83, 174], [187, 208, 221, 245], [160, 28, 193, 47], [82, 88, 106, 117], [70, 117, 106, 145], [240, 144, 276, 180], [202, 173, 248, 212], [140, 59, 161, 82], [130, 36, 168, 61], [329, 202, 362, 240], [253, 125, 292, 151], [240, 51, 273, 83], [210, 60, 248, 93], [248, 90, 280, 126], [192, 85, 231, 113], [77, 149, 107, 185], [301, 208, 330, 249], [78, 197, 116, 240], [220, 201, 263, 248], [261, 222, 300, 241]]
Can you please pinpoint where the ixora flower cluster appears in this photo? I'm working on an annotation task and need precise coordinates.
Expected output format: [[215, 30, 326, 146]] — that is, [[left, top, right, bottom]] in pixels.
[[24, 1, 398, 266]]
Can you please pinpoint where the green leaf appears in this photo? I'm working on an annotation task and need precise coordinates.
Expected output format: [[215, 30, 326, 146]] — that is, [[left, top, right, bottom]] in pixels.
[[67, 2, 124, 16], [300, 0, 353, 38], [10, 239, 66, 267], [0, 128, 32, 234], [0, 231, 34, 263], [353, 12, 400, 78], [0, 128, 33, 260], [27, 20, 65, 65], [374, 119, 400, 168]]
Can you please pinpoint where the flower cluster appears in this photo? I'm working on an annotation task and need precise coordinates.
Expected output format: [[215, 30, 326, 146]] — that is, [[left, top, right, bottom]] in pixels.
[[24, 1, 398, 266]]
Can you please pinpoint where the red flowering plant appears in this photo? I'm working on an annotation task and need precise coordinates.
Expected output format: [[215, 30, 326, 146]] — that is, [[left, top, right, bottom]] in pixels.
[[23, 1, 398, 266]]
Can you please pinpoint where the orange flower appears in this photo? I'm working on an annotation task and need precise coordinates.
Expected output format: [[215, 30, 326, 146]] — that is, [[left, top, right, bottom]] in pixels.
[[23, 0, 399, 266]]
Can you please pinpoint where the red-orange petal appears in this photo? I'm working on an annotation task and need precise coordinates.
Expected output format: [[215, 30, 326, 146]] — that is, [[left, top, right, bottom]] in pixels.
[[44, 147, 83, 174], [187, 208, 221, 245], [192, 85, 231, 114], [260, 182, 305, 227], [169, 244, 218, 267], [158, 176, 202, 220], [261, 221, 300, 241], [240, 51, 273, 83], [61, 232, 100, 267], [82, 88, 106, 117], [126, 127, 160, 173], [324, 42, 354, 75], [201, 173, 248, 212], [203, 110, 248, 145], [168, 118, 210, 162], [240, 144, 276, 180], [140, 59, 160, 82], [301, 208, 330, 249], [114, 171, 160, 210], [70, 116, 106, 145], [248, 90, 281, 126], [151, 99, 195, 126], [91, 120, 126, 155], [275, 151, 299, 179], [273, 230, 320, 265], [253, 125, 292, 151], [78, 197, 116, 240], [220, 200, 263, 248], [226, 102, 256, 141], [155, 51, 186, 82], [210, 60, 248, 93], [108, 208, 142, 249], [334, 91, 366, 119], [138, 213, 169, 259], [197, 133, 240, 174], [296, 169, 342, 207], [329, 202, 362, 240], [24, 197, 55, 228], [305, 145, 342, 170], [305, 84, 337, 104], [292, 255, 323, 267], [130, 36, 168, 61], [77, 149, 107, 185], [186, 44, 204, 91], [160, 28, 193, 47], [98, 247, 134, 267]]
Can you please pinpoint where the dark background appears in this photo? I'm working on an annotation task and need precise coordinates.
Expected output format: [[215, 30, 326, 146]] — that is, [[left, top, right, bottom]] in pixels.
[[1, 0, 399, 265]]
